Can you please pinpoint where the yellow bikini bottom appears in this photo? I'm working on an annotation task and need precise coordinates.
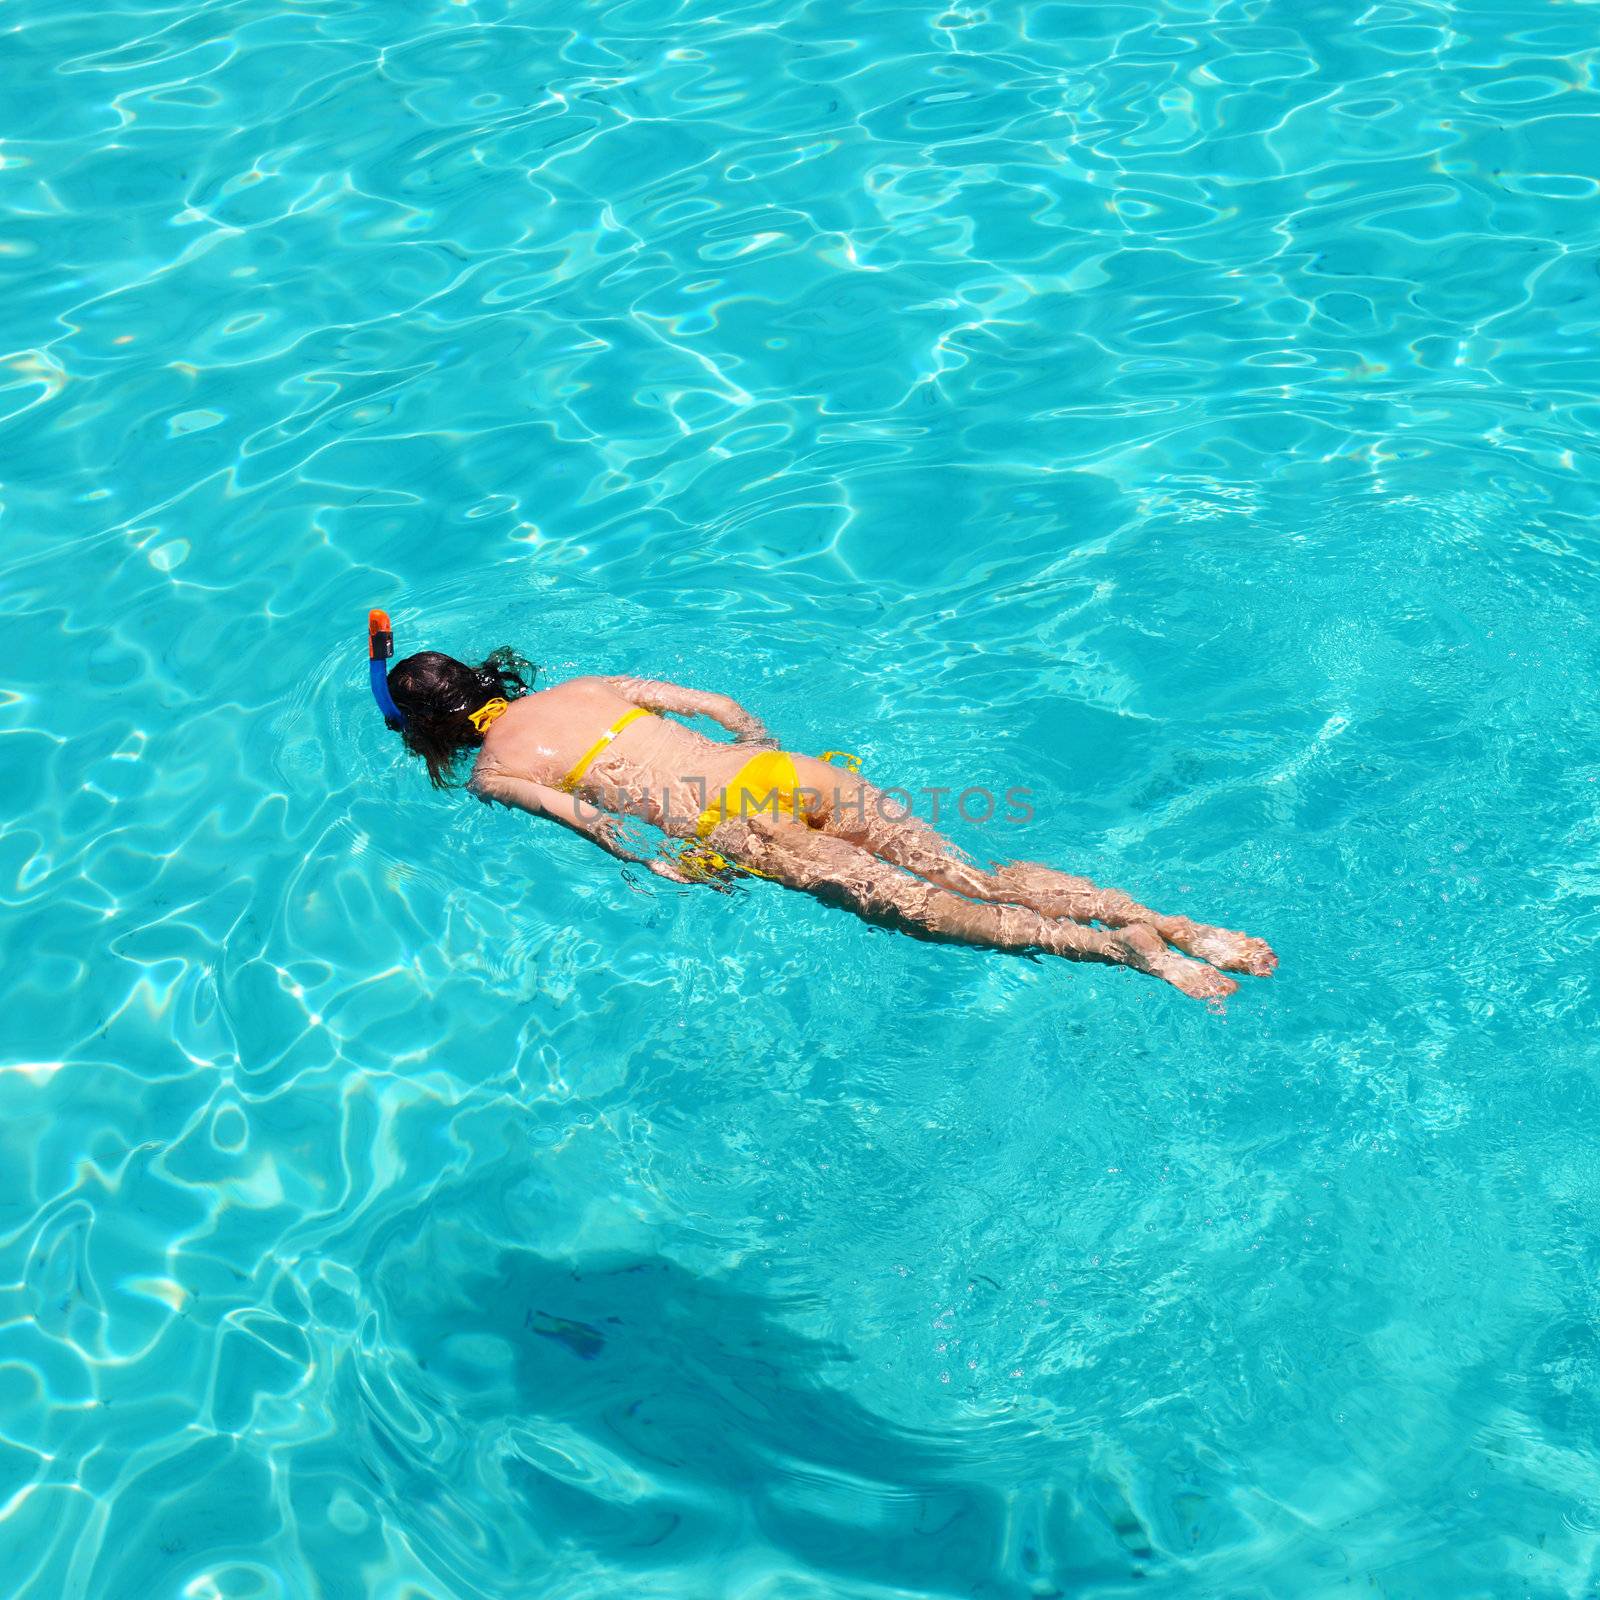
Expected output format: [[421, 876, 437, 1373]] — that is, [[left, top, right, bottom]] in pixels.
[[694, 751, 812, 837], [558, 712, 856, 884], [679, 750, 817, 881]]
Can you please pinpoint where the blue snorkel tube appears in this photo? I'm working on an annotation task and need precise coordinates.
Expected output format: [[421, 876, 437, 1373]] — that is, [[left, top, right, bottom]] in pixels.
[[368, 608, 405, 730]]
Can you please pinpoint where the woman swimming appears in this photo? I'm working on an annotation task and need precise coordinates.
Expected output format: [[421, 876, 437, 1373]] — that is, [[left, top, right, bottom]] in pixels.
[[374, 624, 1276, 1003]]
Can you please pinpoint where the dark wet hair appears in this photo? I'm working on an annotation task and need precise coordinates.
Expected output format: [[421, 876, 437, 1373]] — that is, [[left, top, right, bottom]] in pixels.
[[387, 647, 534, 788]]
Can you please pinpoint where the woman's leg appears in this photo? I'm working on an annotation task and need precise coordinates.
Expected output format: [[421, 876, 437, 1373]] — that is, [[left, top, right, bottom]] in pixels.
[[789, 759, 1275, 977], [726, 816, 1237, 1001]]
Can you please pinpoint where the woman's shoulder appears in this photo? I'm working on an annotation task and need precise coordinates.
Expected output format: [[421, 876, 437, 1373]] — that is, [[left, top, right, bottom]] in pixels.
[[519, 674, 639, 711], [524, 673, 611, 698], [479, 676, 624, 756]]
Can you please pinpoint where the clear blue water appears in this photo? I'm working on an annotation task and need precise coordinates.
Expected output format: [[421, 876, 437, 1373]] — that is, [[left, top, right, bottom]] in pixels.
[[4, 0, 1600, 1593]]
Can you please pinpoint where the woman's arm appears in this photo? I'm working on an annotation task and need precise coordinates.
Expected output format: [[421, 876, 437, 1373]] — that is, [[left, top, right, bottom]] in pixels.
[[601, 675, 775, 745], [470, 770, 698, 883]]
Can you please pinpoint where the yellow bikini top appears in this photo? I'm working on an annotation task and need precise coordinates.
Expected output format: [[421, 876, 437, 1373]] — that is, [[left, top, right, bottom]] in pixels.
[[467, 697, 510, 733], [560, 706, 653, 791]]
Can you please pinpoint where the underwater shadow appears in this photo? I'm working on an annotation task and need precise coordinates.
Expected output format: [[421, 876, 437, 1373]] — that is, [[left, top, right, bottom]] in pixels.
[[357, 1243, 1154, 1597]]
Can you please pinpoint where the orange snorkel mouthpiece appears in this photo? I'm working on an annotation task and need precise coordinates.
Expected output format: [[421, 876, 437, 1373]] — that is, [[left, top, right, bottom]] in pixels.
[[366, 608, 404, 728], [368, 608, 393, 661]]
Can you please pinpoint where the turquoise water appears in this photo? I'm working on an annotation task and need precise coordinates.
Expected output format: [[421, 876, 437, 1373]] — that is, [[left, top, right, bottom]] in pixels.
[[5, 0, 1600, 1592]]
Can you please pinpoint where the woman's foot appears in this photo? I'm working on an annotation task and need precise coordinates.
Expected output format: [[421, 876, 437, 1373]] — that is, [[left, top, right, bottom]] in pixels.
[[1151, 917, 1277, 978], [1112, 924, 1239, 1002]]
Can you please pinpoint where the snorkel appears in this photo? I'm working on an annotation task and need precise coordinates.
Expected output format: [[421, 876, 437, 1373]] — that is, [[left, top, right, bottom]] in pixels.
[[368, 608, 405, 730]]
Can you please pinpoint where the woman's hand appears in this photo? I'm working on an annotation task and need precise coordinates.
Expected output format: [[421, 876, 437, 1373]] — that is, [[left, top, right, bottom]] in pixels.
[[647, 852, 739, 892], [646, 856, 698, 885]]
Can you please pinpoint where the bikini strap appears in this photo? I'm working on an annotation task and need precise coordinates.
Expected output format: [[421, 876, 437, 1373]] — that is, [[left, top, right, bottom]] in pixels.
[[468, 697, 510, 733], [560, 706, 653, 792]]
